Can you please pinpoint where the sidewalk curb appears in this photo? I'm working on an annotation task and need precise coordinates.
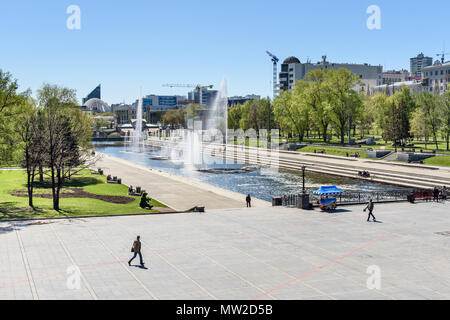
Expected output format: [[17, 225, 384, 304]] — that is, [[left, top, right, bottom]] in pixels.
[[0, 210, 191, 223]]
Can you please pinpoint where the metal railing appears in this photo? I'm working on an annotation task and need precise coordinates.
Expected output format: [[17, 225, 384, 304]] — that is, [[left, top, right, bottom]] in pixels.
[[274, 190, 412, 207]]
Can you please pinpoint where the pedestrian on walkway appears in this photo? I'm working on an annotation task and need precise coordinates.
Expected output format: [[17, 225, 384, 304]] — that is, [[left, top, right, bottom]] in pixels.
[[364, 199, 377, 222], [442, 186, 447, 201], [246, 194, 252, 208], [433, 187, 440, 202], [128, 235, 145, 266]]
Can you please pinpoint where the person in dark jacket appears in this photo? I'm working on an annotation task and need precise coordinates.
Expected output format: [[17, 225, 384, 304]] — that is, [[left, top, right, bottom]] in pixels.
[[246, 194, 252, 208], [128, 235, 144, 266], [364, 199, 376, 222], [433, 187, 440, 202]]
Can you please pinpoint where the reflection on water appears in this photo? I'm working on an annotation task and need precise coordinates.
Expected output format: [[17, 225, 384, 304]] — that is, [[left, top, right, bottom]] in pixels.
[[94, 142, 410, 202]]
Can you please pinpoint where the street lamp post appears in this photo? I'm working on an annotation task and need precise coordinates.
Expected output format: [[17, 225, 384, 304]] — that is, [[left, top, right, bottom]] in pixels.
[[298, 165, 310, 210], [302, 165, 306, 194], [347, 95, 351, 145]]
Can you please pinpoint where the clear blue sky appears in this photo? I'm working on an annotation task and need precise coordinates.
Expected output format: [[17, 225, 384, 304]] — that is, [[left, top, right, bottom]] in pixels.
[[1, 0, 448, 104]]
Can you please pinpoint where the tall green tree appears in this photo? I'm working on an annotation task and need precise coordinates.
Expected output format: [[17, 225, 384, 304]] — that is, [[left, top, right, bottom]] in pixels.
[[410, 108, 428, 142], [367, 93, 389, 138], [0, 70, 30, 165], [239, 99, 274, 134], [227, 104, 242, 130], [302, 70, 331, 142], [162, 109, 184, 127], [439, 91, 450, 151], [326, 68, 361, 145], [416, 91, 441, 150], [273, 86, 309, 142], [382, 88, 414, 147], [16, 102, 45, 208], [37, 84, 93, 211]]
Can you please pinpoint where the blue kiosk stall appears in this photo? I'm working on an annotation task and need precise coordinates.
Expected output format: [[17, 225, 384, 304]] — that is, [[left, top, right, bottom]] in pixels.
[[313, 186, 344, 211]]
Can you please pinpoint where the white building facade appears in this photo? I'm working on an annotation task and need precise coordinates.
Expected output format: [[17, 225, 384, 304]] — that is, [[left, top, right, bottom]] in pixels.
[[422, 61, 450, 95], [279, 56, 383, 93], [371, 80, 425, 96]]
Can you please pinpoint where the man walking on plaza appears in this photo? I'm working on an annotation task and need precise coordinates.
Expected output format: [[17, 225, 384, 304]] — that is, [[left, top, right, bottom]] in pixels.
[[246, 194, 252, 208], [364, 199, 376, 222], [128, 235, 145, 266]]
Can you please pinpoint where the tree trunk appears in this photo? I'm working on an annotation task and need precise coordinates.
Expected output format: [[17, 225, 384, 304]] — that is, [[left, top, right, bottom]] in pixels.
[[340, 126, 345, 145], [39, 165, 44, 184], [27, 170, 33, 208], [322, 125, 328, 143], [433, 130, 438, 150], [51, 166, 58, 211], [447, 131, 449, 151]]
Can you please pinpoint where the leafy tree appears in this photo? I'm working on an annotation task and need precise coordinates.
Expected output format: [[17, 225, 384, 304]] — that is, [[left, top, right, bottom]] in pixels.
[[93, 118, 109, 132], [239, 99, 274, 134], [416, 91, 441, 150], [37, 84, 93, 211], [326, 68, 361, 144], [439, 91, 450, 151], [162, 109, 183, 127], [184, 103, 204, 122], [382, 88, 414, 147], [357, 95, 376, 138], [273, 87, 309, 142], [367, 93, 389, 139], [0, 70, 30, 165], [410, 108, 428, 142], [227, 104, 242, 130], [16, 103, 45, 208], [302, 70, 331, 142]]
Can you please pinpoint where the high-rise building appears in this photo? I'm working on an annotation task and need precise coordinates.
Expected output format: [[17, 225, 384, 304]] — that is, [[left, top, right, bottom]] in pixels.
[[82, 84, 101, 105], [132, 94, 187, 124], [279, 56, 382, 93], [410, 53, 433, 77], [188, 88, 218, 107]]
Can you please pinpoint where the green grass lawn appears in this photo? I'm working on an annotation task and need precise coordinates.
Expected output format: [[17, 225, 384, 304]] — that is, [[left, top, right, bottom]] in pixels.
[[423, 156, 450, 167], [297, 146, 367, 158], [284, 135, 450, 155], [0, 170, 168, 220]]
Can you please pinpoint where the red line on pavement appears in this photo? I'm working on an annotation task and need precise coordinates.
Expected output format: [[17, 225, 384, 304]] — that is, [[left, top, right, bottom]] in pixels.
[[252, 231, 394, 300]]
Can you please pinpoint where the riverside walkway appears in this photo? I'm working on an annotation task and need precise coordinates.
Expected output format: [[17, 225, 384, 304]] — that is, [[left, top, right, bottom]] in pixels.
[[94, 153, 271, 211], [1, 201, 449, 300]]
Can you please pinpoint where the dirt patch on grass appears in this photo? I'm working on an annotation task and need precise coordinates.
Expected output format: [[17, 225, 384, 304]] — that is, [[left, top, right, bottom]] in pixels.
[[11, 188, 135, 204]]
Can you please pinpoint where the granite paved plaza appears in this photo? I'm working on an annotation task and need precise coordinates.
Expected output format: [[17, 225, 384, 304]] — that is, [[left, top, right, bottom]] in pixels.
[[0, 201, 449, 300]]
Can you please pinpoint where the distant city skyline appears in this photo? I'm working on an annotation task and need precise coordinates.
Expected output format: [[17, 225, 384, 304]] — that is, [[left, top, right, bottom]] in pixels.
[[1, 0, 448, 104]]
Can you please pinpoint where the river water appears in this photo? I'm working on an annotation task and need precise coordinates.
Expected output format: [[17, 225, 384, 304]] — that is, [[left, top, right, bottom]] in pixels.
[[94, 142, 411, 202]]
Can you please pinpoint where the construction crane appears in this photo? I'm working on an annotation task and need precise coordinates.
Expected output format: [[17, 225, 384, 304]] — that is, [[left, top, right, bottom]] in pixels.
[[162, 84, 213, 105], [436, 51, 449, 64], [266, 51, 279, 99]]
